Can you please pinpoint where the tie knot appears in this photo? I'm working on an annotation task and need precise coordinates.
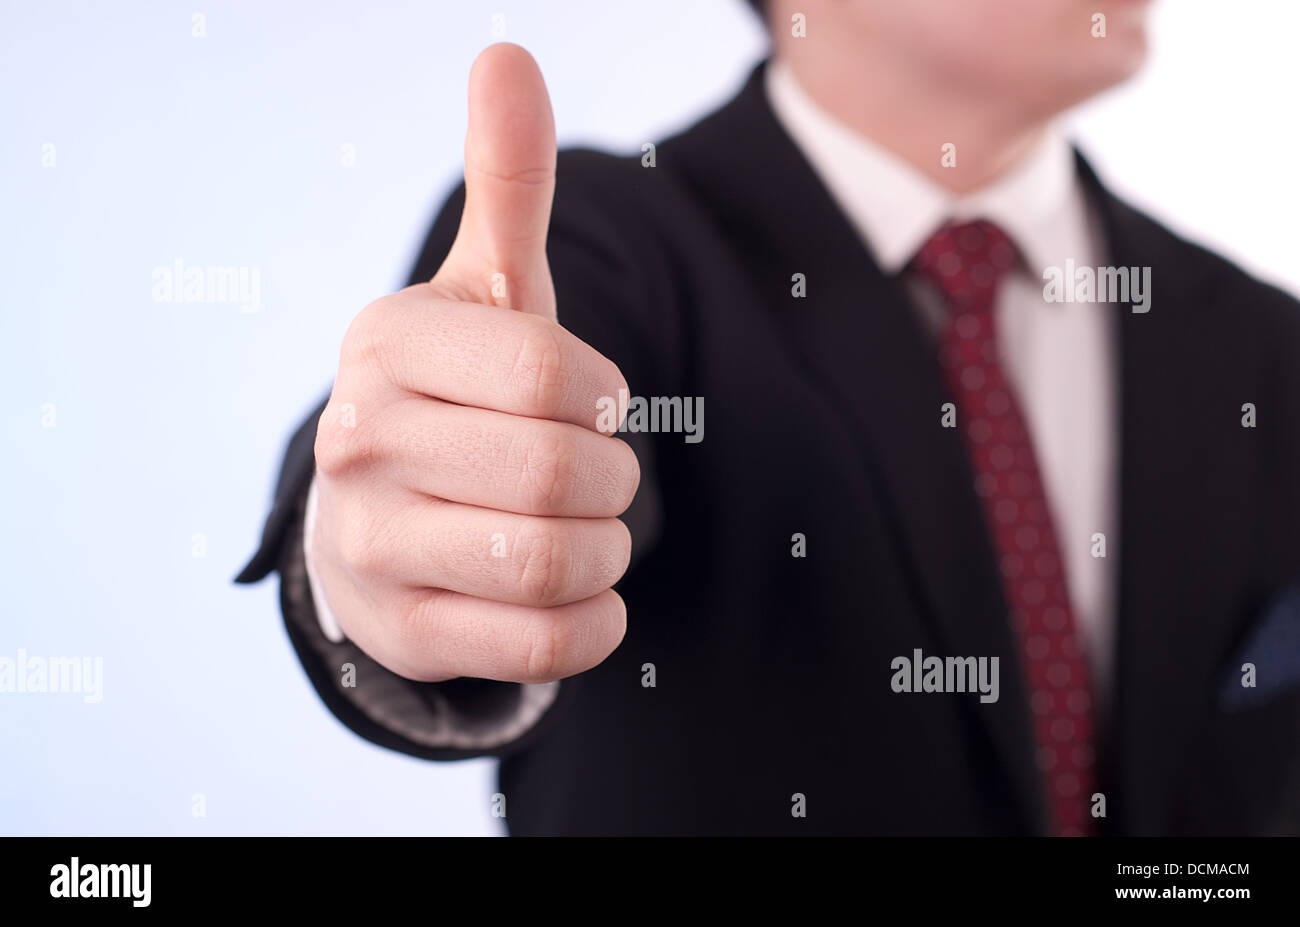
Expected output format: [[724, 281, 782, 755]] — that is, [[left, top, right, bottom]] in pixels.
[[910, 219, 1020, 311]]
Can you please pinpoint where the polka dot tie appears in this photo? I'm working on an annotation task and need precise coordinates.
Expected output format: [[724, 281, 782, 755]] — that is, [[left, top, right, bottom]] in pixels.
[[911, 220, 1097, 837]]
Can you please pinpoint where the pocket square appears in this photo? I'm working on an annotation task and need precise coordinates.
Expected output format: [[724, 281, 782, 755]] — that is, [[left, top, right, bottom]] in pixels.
[[1218, 582, 1300, 710]]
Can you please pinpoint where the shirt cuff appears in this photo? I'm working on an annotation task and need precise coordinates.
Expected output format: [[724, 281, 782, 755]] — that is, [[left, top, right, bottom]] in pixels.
[[294, 473, 562, 751], [302, 475, 346, 643]]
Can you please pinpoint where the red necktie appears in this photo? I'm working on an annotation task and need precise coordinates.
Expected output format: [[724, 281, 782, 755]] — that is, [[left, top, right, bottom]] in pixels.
[[911, 220, 1098, 836]]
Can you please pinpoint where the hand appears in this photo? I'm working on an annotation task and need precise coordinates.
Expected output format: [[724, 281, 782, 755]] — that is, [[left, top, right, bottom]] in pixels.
[[311, 44, 639, 684]]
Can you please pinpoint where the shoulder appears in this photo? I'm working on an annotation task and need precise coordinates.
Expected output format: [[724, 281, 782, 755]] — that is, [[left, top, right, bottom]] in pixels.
[[1097, 187, 1300, 345], [551, 143, 710, 240]]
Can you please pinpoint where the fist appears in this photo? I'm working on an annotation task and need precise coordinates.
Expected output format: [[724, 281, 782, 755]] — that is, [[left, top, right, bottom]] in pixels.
[[311, 44, 639, 684]]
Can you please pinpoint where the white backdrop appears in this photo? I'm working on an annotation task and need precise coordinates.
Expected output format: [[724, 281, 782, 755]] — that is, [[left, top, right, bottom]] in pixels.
[[1, 0, 1296, 835]]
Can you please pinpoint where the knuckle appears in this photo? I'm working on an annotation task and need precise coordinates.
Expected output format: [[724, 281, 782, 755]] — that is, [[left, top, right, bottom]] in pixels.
[[517, 593, 626, 684], [522, 613, 568, 683], [335, 513, 387, 581], [517, 429, 578, 514], [341, 298, 400, 383], [515, 522, 572, 606], [391, 595, 429, 649], [313, 413, 348, 477], [386, 594, 446, 671], [328, 587, 452, 684], [339, 303, 379, 370], [314, 404, 387, 478], [510, 323, 571, 419], [597, 439, 640, 515]]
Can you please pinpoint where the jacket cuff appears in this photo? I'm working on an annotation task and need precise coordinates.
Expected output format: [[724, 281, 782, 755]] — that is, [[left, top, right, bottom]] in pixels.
[[287, 473, 561, 752]]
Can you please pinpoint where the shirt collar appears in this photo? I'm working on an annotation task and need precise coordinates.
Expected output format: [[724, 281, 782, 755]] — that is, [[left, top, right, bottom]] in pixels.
[[764, 58, 1080, 276]]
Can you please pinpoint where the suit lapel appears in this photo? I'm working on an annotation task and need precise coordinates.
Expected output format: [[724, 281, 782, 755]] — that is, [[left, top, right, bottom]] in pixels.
[[1080, 157, 1257, 833], [667, 64, 1045, 833]]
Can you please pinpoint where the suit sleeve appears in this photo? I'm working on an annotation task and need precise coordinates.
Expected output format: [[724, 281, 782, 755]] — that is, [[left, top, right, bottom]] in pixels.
[[235, 152, 669, 761]]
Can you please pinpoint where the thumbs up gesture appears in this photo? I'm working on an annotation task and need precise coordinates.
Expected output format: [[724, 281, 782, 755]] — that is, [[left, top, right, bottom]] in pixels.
[[312, 45, 639, 684]]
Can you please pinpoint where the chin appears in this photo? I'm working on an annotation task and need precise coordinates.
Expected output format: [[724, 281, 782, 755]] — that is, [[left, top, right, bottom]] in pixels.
[[1028, 34, 1150, 115], [1089, 10, 1151, 87], [1083, 41, 1149, 100]]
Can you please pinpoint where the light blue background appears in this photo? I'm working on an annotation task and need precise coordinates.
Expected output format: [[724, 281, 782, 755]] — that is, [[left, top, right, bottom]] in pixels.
[[2, 0, 1296, 835]]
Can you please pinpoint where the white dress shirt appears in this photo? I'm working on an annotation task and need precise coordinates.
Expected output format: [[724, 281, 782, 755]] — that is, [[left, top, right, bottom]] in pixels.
[[303, 60, 1119, 744], [767, 60, 1118, 700]]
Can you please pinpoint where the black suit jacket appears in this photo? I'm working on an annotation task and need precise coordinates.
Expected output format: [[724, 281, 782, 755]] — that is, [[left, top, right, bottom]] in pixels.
[[239, 63, 1300, 835]]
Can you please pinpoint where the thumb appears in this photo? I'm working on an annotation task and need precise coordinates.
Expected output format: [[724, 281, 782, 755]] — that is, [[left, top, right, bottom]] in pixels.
[[436, 43, 557, 321]]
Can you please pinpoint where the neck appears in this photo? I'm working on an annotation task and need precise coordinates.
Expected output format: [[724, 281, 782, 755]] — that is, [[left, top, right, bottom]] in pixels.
[[778, 51, 1048, 194]]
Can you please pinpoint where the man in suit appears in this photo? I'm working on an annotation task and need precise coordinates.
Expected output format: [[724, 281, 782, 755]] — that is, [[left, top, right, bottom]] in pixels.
[[238, 0, 1300, 835]]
